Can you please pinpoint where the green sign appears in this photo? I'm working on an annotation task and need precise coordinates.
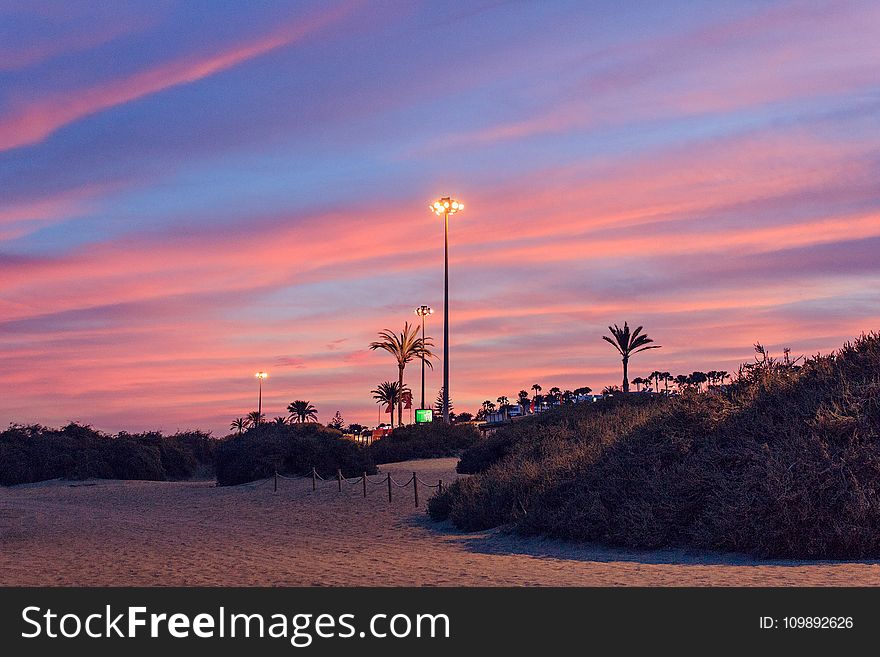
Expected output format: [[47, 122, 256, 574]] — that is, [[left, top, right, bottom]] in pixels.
[[415, 408, 433, 424]]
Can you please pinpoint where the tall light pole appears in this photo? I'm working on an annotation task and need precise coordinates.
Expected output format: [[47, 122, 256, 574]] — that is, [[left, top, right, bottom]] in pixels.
[[429, 197, 463, 423], [414, 305, 433, 410], [255, 372, 268, 425]]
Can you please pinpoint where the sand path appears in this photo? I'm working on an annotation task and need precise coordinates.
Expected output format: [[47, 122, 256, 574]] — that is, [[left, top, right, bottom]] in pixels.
[[2, 458, 880, 586]]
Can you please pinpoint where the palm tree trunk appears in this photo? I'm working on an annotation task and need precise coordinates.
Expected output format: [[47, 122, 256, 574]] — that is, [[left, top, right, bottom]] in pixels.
[[622, 356, 629, 393], [398, 364, 405, 427]]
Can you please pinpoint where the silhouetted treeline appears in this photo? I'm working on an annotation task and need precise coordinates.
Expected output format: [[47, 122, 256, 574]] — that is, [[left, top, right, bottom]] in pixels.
[[430, 332, 880, 560], [0, 423, 215, 486], [2, 417, 480, 488]]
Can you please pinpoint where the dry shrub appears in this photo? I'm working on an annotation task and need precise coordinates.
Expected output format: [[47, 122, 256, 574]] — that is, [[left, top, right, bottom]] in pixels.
[[369, 423, 479, 464], [0, 423, 216, 485], [429, 395, 667, 528], [215, 423, 376, 485], [435, 333, 880, 559]]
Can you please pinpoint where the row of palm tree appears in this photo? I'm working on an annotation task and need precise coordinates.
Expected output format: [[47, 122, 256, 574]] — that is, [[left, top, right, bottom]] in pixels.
[[229, 400, 318, 434], [630, 370, 729, 393], [364, 319, 726, 427], [475, 385, 595, 419], [471, 322, 721, 419]]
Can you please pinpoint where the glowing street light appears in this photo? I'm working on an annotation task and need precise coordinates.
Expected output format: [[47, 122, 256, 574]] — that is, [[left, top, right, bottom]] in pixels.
[[428, 197, 463, 423], [255, 372, 268, 425], [414, 305, 433, 411]]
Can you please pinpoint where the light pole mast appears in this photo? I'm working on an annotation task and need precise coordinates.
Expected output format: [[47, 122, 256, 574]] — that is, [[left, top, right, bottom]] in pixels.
[[415, 305, 433, 411], [429, 197, 463, 423], [255, 372, 267, 425]]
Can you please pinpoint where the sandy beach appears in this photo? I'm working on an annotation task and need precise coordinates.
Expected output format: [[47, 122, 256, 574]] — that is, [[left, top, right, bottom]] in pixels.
[[2, 457, 879, 586]]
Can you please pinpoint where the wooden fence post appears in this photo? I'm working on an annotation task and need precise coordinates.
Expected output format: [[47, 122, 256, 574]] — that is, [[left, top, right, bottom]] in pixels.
[[387, 473, 392, 502], [362, 472, 367, 498], [312, 467, 316, 491], [413, 472, 419, 508], [438, 479, 443, 494], [274, 470, 278, 493], [337, 469, 342, 492]]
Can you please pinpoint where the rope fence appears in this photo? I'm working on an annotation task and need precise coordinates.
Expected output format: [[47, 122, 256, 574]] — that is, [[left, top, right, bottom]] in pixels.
[[254, 468, 445, 507]]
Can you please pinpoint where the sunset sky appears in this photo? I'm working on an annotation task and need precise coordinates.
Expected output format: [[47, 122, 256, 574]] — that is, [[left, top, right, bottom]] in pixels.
[[1, 0, 878, 434]]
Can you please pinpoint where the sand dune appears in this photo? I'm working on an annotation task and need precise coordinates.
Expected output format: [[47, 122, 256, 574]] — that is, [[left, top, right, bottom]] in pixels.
[[2, 458, 879, 586]]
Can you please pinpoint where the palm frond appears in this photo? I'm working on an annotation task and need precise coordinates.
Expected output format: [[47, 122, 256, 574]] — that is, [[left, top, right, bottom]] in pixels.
[[602, 335, 624, 355]]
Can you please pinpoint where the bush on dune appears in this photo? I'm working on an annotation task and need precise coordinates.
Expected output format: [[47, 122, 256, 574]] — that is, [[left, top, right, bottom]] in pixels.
[[430, 395, 667, 530], [0, 424, 215, 485], [215, 423, 376, 486], [368, 423, 479, 464], [430, 333, 880, 559]]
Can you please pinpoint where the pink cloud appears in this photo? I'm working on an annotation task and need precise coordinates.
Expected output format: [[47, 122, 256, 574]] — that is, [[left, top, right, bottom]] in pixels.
[[417, 1, 880, 152], [1, 107, 878, 433], [0, 2, 356, 151]]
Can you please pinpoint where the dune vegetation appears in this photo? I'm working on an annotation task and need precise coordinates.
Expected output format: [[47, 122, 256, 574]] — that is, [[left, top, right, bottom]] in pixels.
[[369, 423, 480, 464], [0, 423, 215, 486], [215, 421, 478, 485], [429, 333, 880, 559], [1, 413, 478, 488], [214, 423, 376, 486]]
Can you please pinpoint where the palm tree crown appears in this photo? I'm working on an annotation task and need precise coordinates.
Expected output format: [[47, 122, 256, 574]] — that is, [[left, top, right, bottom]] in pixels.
[[230, 417, 247, 435], [602, 322, 661, 393], [370, 322, 435, 426], [287, 400, 318, 423], [372, 381, 408, 427]]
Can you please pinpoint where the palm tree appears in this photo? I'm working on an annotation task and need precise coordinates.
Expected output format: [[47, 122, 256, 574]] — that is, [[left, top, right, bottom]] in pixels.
[[496, 395, 510, 418], [706, 370, 719, 387], [272, 416, 288, 426], [602, 322, 661, 393], [370, 322, 435, 427], [517, 389, 530, 412], [246, 411, 265, 427], [717, 370, 730, 385], [574, 386, 593, 400], [373, 381, 406, 427], [660, 371, 672, 394], [531, 383, 542, 412], [482, 400, 496, 413], [287, 400, 318, 423], [690, 371, 708, 392], [230, 417, 247, 435], [674, 374, 690, 392]]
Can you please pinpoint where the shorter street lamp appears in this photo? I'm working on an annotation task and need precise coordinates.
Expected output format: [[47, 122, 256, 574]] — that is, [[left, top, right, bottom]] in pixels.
[[414, 305, 433, 410], [255, 372, 268, 425]]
